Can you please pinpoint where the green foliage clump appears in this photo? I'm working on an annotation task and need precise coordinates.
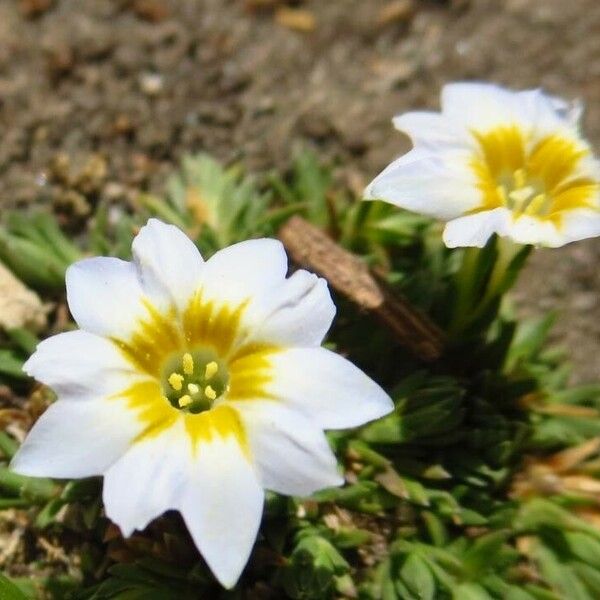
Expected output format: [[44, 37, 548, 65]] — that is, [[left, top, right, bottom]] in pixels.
[[1, 151, 600, 599]]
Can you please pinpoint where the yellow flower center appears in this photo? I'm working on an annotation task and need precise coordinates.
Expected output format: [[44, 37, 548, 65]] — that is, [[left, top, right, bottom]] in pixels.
[[162, 350, 229, 413], [470, 125, 598, 224], [109, 293, 279, 451]]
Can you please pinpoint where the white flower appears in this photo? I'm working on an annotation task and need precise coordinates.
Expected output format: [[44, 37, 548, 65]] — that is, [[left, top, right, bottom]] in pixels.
[[11, 219, 392, 588], [365, 82, 600, 248]]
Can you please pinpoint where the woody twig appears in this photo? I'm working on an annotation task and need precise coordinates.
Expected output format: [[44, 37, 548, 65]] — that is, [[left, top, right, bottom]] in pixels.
[[278, 216, 445, 362]]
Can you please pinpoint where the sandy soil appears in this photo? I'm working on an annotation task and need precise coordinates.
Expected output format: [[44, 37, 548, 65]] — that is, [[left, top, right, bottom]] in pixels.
[[1, 0, 599, 380]]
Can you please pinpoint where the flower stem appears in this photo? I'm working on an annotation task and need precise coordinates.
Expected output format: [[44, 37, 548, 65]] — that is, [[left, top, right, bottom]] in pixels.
[[0, 466, 59, 503], [479, 237, 524, 309], [448, 246, 481, 334], [448, 237, 530, 337], [0, 432, 19, 460]]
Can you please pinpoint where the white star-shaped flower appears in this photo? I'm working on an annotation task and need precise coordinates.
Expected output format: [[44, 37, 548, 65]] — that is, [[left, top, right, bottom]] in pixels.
[[11, 219, 392, 588], [365, 82, 600, 248]]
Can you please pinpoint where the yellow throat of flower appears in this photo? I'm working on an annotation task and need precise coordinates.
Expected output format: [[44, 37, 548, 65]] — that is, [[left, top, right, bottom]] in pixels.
[[163, 351, 227, 413], [110, 293, 279, 449], [470, 125, 598, 224]]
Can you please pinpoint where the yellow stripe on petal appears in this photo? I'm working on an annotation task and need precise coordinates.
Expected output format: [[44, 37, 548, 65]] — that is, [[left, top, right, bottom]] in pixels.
[[527, 135, 588, 192], [112, 301, 183, 377], [182, 291, 249, 357], [184, 404, 248, 456], [114, 380, 178, 442], [113, 381, 249, 455], [227, 345, 279, 401], [472, 125, 525, 181]]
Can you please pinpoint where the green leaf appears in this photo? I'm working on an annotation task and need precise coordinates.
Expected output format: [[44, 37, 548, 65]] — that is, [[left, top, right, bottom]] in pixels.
[[0, 350, 27, 380], [482, 574, 537, 600], [564, 532, 600, 570], [280, 535, 349, 600], [157, 154, 272, 251], [6, 329, 39, 356], [462, 531, 511, 577], [290, 149, 332, 227], [0, 573, 30, 600], [515, 499, 600, 540], [331, 527, 372, 549], [571, 562, 600, 595], [451, 583, 493, 600], [399, 554, 436, 600], [0, 467, 58, 503], [532, 544, 593, 600], [506, 313, 557, 372], [0, 213, 81, 291], [0, 433, 19, 460]]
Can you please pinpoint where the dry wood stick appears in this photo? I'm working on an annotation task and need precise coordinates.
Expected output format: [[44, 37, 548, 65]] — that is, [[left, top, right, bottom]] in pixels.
[[278, 215, 445, 362]]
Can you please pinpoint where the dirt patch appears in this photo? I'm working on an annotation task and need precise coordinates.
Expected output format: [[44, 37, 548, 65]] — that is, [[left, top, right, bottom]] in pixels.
[[1, 0, 599, 379]]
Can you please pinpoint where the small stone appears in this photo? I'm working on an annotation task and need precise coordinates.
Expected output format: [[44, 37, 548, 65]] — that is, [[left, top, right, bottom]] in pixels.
[[19, 0, 53, 19], [298, 111, 333, 141], [450, 0, 471, 11], [322, 513, 341, 530], [46, 44, 76, 81], [0, 263, 48, 332], [103, 182, 127, 201], [76, 154, 108, 195], [376, 0, 415, 27], [572, 292, 597, 312], [274, 7, 317, 33], [370, 59, 417, 89], [111, 114, 136, 136], [243, 0, 280, 12], [139, 72, 164, 96], [54, 189, 91, 218], [132, 0, 170, 23], [48, 153, 72, 185]]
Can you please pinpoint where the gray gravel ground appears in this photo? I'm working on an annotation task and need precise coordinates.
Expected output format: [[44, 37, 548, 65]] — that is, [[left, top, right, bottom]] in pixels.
[[1, 0, 599, 380]]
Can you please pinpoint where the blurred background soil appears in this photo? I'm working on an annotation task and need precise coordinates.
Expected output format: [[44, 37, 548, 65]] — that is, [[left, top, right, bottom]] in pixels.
[[0, 0, 599, 380]]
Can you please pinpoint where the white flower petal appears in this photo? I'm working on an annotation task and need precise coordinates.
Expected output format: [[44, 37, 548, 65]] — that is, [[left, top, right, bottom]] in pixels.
[[132, 219, 204, 312], [441, 82, 524, 131], [249, 270, 335, 347], [233, 401, 343, 497], [558, 208, 600, 246], [364, 148, 480, 220], [443, 208, 512, 248], [265, 347, 393, 430], [515, 88, 575, 135], [11, 400, 140, 478], [180, 436, 263, 589], [393, 111, 465, 150], [66, 257, 144, 338], [508, 215, 565, 247], [23, 330, 138, 401], [442, 83, 580, 141], [103, 422, 189, 536], [201, 239, 288, 307], [442, 209, 592, 248]]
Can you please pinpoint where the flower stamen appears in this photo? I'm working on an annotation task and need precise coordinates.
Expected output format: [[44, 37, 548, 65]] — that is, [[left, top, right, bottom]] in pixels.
[[168, 372, 184, 391], [178, 394, 193, 408], [205, 361, 218, 380], [161, 349, 230, 413], [183, 352, 194, 375]]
